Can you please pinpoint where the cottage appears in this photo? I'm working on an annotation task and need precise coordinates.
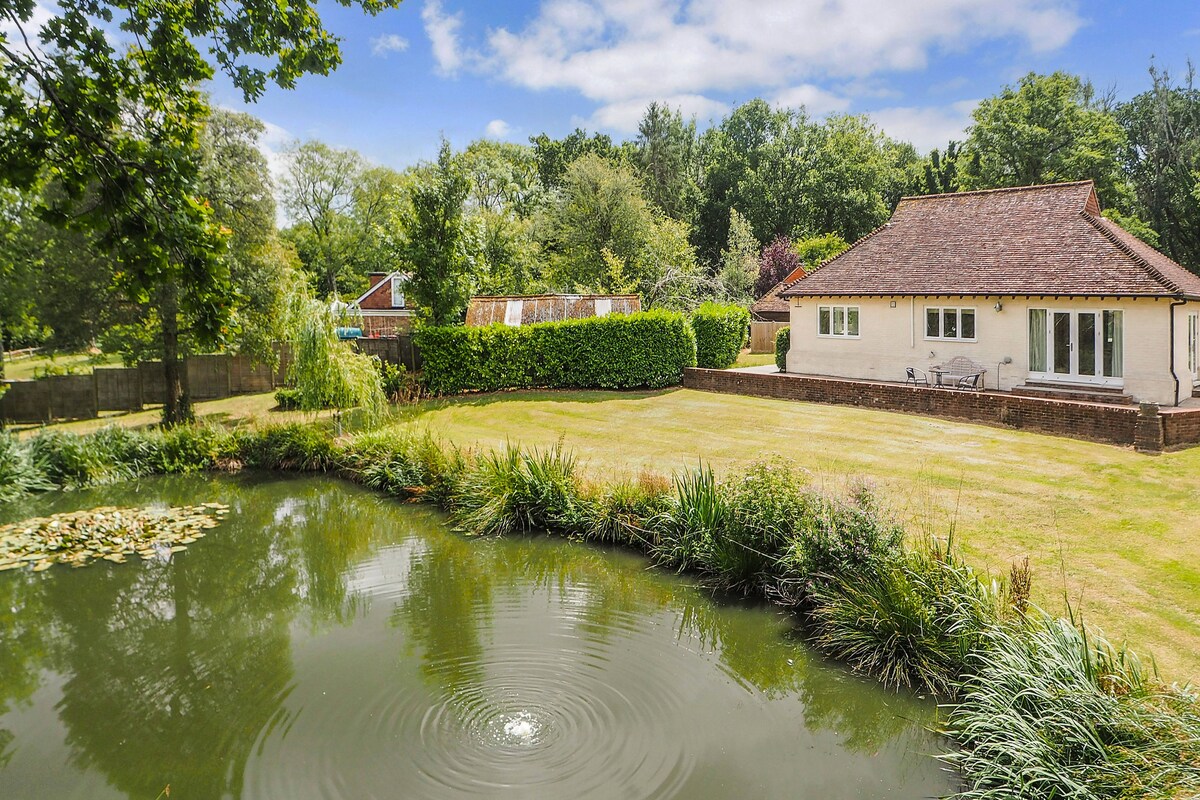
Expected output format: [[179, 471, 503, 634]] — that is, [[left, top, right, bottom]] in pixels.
[[352, 271, 414, 336], [465, 294, 640, 327], [779, 181, 1200, 406], [751, 265, 808, 323]]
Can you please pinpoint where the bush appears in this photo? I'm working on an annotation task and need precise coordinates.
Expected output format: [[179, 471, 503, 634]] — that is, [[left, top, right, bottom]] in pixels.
[[274, 387, 303, 410], [415, 310, 696, 395], [340, 428, 464, 504], [690, 303, 749, 369], [775, 326, 790, 372], [155, 425, 235, 474]]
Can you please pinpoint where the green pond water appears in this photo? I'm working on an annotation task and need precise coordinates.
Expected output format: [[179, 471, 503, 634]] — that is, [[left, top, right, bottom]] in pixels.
[[0, 474, 957, 799]]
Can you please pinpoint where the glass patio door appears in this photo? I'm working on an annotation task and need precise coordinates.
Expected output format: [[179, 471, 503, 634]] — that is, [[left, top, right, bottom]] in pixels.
[[1188, 312, 1199, 384], [1030, 309, 1123, 385]]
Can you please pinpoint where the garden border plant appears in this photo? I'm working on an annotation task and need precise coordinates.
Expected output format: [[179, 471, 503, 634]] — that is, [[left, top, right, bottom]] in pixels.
[[690, 302, 749, 369], [2, 422, 1198, 799]]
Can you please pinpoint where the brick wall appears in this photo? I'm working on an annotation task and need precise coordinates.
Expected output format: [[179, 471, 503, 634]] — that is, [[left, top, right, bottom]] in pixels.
[[680, 368, 1194, 450]]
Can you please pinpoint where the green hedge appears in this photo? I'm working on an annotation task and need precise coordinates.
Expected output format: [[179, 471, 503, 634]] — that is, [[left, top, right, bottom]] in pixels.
[[690, 303, 749, 369], [415, 310, 697, 395], [775, 326, 790, 372]]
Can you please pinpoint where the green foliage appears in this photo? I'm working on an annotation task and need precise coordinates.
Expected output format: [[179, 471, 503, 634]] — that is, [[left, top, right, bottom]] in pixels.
[[155, 425, 234, 474], [947, 615, 1200, 799], [634, 102, 698, 220], [0, 433, 53, 502], [274, 387, 304, 410], [529, 128, 626, 191], [775, 326, 790, 372], [396, 140, 474, 326], [793, 232, 851, 268], [415, 311, 697, 395], [237, 424, 337, 472], [807, 543, 999, 694], [454, 445, 582, 536], [1118, 66, 1200, 272], [690, 303, 749, 369], [961, 72, 1128, 206], [718, 208, 761, 305], [284, 283, 386, 420]]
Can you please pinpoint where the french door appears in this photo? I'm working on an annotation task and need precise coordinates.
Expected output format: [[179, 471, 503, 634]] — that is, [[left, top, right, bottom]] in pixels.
[[1029, 309, 1123, 386], [1188, 312, 1199, 384]]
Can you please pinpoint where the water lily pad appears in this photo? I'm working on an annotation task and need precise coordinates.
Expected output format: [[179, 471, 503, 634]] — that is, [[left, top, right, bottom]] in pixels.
[[0, 504, 229, 573]]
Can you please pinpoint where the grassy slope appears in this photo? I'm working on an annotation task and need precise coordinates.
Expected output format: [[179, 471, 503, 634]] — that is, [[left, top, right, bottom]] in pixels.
[[3, 351, 121, 380], [402, 388, 1200, 680]]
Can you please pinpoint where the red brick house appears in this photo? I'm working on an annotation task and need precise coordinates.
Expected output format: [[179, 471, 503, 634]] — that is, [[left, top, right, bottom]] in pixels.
[[352, 271, 414, 336]]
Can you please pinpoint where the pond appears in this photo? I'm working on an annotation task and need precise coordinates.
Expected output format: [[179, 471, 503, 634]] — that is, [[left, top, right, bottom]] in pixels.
[[0, 474, 957, 799]]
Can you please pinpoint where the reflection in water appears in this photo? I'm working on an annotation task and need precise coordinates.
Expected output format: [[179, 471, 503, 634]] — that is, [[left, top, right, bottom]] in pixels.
[[0, 475, 956, 799]]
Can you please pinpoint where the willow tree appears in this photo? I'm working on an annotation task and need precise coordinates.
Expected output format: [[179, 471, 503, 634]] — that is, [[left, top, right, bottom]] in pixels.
[[0, 0, 403, 425], [284, 284, 385, 433]]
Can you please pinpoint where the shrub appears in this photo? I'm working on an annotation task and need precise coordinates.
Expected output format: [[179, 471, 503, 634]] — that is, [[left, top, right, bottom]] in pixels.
[[690, 303, 749, 369], [274, 387, 303, 410], [775, 326, 790, 372], [576, 469, 671, 545], [28, 429, 119, 489], [648, 465, 730, 572], [155, 425, 235, 474], [340, 428, 464, 503], [377, 359, 421, 403], [415, 310, 697, 395], [716, 458, 812, 590]]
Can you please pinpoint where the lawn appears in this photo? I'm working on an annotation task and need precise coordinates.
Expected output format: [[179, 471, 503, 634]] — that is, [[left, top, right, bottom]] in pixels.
[[400, 387, 1200, 680], [730, 350, 777, 368], [3, 350, 121, 380]]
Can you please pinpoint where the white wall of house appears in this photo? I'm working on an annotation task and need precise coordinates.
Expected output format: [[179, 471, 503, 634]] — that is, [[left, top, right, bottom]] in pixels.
[[786, 295, 1198, 405]]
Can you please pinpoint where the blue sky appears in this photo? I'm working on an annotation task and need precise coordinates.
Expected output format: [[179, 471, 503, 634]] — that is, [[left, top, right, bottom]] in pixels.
[[205, 0, 1200, 172]]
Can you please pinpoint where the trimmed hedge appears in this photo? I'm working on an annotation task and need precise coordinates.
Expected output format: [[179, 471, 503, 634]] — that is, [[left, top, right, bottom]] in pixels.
[[690, 303, 749, 369], [415, 310, 697, 395], [775, 326, 790, 372]]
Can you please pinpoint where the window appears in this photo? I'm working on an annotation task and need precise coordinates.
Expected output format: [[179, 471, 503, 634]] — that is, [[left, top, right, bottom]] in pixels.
[[1189, 313, 1199, 381], [818, 305, 859, 338], [390, 276, 405, 308], [925, 306, 976, 340]]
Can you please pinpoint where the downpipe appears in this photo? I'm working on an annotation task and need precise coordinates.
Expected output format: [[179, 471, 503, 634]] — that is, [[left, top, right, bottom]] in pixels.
[[1170, 298, 1186, 407]]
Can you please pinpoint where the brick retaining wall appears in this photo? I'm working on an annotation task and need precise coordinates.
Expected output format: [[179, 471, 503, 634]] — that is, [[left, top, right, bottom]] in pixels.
[[682, 368, 1200, 452]]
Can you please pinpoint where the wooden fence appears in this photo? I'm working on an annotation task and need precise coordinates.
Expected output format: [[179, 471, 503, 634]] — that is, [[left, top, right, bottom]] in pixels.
[[1, 334, 419, 425], [749, 322, 789, 353]]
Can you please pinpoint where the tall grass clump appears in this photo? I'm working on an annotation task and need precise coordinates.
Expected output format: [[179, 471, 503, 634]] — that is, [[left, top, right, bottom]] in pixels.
[[0, 432, 53, 501], [649, 465, 730, 572], [27, 428, 151, 488], [806, 543, 1002, 694], [575, 470, 671, 546], [340, 428, 465, 505], [453, 444, 582, 536], [238, 424, 338, 472], [947, 615, 1200, 799]]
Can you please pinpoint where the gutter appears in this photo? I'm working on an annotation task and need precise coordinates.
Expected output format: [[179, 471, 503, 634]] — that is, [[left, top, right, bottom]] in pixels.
[[1171, 298, 1187, 406]]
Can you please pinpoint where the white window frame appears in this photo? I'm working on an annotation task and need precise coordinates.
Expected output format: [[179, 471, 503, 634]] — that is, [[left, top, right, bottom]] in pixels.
[[817, 305, 860, 339], [1028, 307, 1124, 387], [1188, 312, 1199, 384], [923, 306, 977, 342], [390, 276, 405, 308]]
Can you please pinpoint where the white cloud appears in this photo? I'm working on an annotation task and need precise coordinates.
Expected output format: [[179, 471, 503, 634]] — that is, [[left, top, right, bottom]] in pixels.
[[422, 0, 465, 74], [485, 119, 511, 138], [771, 85, 851, 116], [254, 118, 294, 223], [588, 94, 729, 133], [868, 100, 979, 153], [1, 2, 56, 55], [370, 34, 410, 57], [461, 0, 1079, 132]]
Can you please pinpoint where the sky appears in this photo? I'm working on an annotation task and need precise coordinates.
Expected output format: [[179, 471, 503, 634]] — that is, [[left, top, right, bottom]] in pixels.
[[199, 1, 1200, 173]]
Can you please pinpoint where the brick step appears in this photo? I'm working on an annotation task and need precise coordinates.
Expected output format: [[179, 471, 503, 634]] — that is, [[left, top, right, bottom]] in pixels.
[[1011, 382, 1136, 405]]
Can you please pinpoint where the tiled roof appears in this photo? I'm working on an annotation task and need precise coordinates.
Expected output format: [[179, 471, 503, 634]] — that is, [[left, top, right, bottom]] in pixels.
[[465, 294, 640, 327], [780, 181, 1200, 299], [751, 265, 808, 316]]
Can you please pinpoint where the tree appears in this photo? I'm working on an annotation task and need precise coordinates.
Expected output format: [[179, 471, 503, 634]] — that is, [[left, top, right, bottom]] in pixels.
[[794, 233, 851, 269], [959, 72, 1128, 206], [718, 208, 760, 305], [540, 153, 654, 292], [529, 128, 627, 191], [1117, 64, 1200, 272], [0, 0, 403, 425], [279, 141, 364, 297], [919, 142, 962, 195], [635, 102, 698, 220], [397, 140, 474, 326], [457, 139, 543, 217], [755, 237, 801, 298]]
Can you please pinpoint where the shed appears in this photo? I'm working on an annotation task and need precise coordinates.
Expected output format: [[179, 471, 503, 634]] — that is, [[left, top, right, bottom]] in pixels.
[[465, 294, 641, 327]]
